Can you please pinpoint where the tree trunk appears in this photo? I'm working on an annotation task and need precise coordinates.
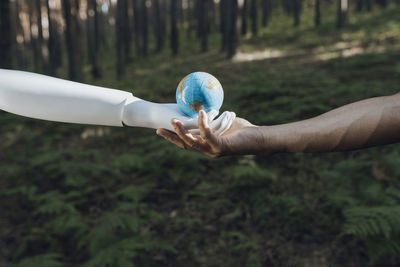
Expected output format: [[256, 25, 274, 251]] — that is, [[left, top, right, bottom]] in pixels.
[[171, 0, 179, 56], [356, 0, 363, 11], [208, 0, 217, 32], [29, 1, 40, 72], [186, 0, 195, 38], [132, 0, 141, 56], [366, 0, 372, 11], [293, 0, 301, 27], [262, 0, 271, 27], [220, 0, 228, 51], [376, 0, 388, 8], [178, 0, 184, 26], [141, 0, 148, 56], [153, 0, 164, 52], [160, 0, 167, 45], [15, 0, 25, 68], [227, 0, 239, 58], [124, 0, 131, 62], [46, 0, 57, 76], [315, 0, 321, 26], [116, 0, 126, 77], [283, 0, 292, 15], [337, 0, 348, 29], [87, 0, 101, 78], [241, 0, 247, 35], [250, 0, 258, 36], [62, 0, 83, 82], [0, 0, 13, 69], [198, 0, 208, 52], [36, 0, 44, 69]]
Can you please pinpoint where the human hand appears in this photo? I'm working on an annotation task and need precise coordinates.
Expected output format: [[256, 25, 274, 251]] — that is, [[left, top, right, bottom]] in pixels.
[[159, 104, 235, 135], [156, 110, 264, 158]]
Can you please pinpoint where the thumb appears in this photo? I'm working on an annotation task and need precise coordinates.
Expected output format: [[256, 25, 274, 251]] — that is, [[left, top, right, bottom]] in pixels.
[[199, 110, 219, 148]]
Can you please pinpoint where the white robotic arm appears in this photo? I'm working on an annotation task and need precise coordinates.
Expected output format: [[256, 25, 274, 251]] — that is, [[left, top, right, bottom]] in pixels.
[[0, 69, 235, 134]]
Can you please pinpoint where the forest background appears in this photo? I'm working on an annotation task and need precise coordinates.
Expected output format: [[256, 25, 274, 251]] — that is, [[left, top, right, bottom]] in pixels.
[[1, 0, 400, 266]]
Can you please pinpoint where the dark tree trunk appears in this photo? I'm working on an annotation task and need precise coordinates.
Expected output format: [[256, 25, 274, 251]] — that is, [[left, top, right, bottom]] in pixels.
[[97, 2, 107, 47], [186, 0, 196, 39], [171, 0, 179, 56], [46, 0, 57, 76], [36, 0, 44, 68], [29, 1, 40, 72], [366, 0, 372, 11], [198, 0, 208, 52], [132, 0, 141, 56], [160, 0, 167, 45], [123, 0, 131, 62], [0, 0, 13, 69], [87, 0, 101, 78], [208, 0, 217, 32], [178, 0, 184, 26], [315, 0, 321, 26], [220, 0, 228, 51], [283, 0, 292, 15], [356, 0, 363, 11], [153, 0, 164, 52], [141, 0, 148, 56], [62, 0, 83, 82], [250, 0, 258, 36], [262, 0, 271, 27], [93, 0, 101, 77], [15, 0, 25, 68], [10, 0, 16, 69], [133, 0, 148, 56], [116, 0, 126, 77], [241, 0, 247, 35], [376, 0, 388, 8], [227, 0, 239, 58], [293, 0, 301, 27], [337, 0, 348, 29]]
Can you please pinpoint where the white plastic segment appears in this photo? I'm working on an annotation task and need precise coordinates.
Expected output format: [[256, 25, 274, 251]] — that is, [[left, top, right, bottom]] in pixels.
[[123, 100, 195, 131], [0, 69, 236, 136], [0, 69, 132, 126]]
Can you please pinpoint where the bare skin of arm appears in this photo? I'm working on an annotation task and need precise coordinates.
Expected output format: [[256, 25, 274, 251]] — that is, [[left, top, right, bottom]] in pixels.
[[156, 93, 400, 158]]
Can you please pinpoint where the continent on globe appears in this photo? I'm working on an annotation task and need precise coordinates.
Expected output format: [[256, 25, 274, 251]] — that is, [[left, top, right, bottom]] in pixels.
[[176, 72, 224, 118]]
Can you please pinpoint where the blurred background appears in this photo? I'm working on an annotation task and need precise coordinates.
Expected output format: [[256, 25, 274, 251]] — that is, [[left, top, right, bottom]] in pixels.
[[0, 0, 400, 266]]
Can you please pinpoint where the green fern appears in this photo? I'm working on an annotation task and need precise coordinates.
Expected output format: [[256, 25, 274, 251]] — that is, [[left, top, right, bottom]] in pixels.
[[226, 231, 258, 252], [343, 206, 400, 263], [35, 190, 76, 215], [115, 184, 155, 203], [82, 235, 176, 267], [343, 206, 400, 238], [15, 253, 63, 267]]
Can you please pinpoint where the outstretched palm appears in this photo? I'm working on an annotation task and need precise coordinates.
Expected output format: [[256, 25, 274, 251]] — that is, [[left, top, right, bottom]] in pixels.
[[157, 110, 261, 158]]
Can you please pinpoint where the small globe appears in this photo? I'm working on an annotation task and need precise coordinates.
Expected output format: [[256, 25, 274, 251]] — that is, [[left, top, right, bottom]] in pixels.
[[176, 72, 224, 118]]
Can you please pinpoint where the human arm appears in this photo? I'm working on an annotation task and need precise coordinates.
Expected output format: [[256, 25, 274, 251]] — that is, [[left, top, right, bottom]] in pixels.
[[157, 93, 400, 157]]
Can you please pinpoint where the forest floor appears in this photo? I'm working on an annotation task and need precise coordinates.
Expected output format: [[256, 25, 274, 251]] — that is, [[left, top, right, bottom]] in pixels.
[[1, 4, 400, 267]]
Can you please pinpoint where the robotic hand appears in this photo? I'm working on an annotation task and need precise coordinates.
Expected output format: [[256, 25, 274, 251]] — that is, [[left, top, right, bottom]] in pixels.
[[0, 69, 235, 135], [123, 101, 235, 136]]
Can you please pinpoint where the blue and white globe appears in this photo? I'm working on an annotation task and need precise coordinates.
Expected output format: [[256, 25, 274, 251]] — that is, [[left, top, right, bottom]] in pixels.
[[176, 72, 224, 118]]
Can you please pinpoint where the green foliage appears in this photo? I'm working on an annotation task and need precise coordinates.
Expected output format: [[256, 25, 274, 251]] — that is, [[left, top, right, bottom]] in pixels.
[[1, 3, 400, 267], [343, 206, 400, 262], [15, 253, 63, 267], [343, 206, 400, 239]]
